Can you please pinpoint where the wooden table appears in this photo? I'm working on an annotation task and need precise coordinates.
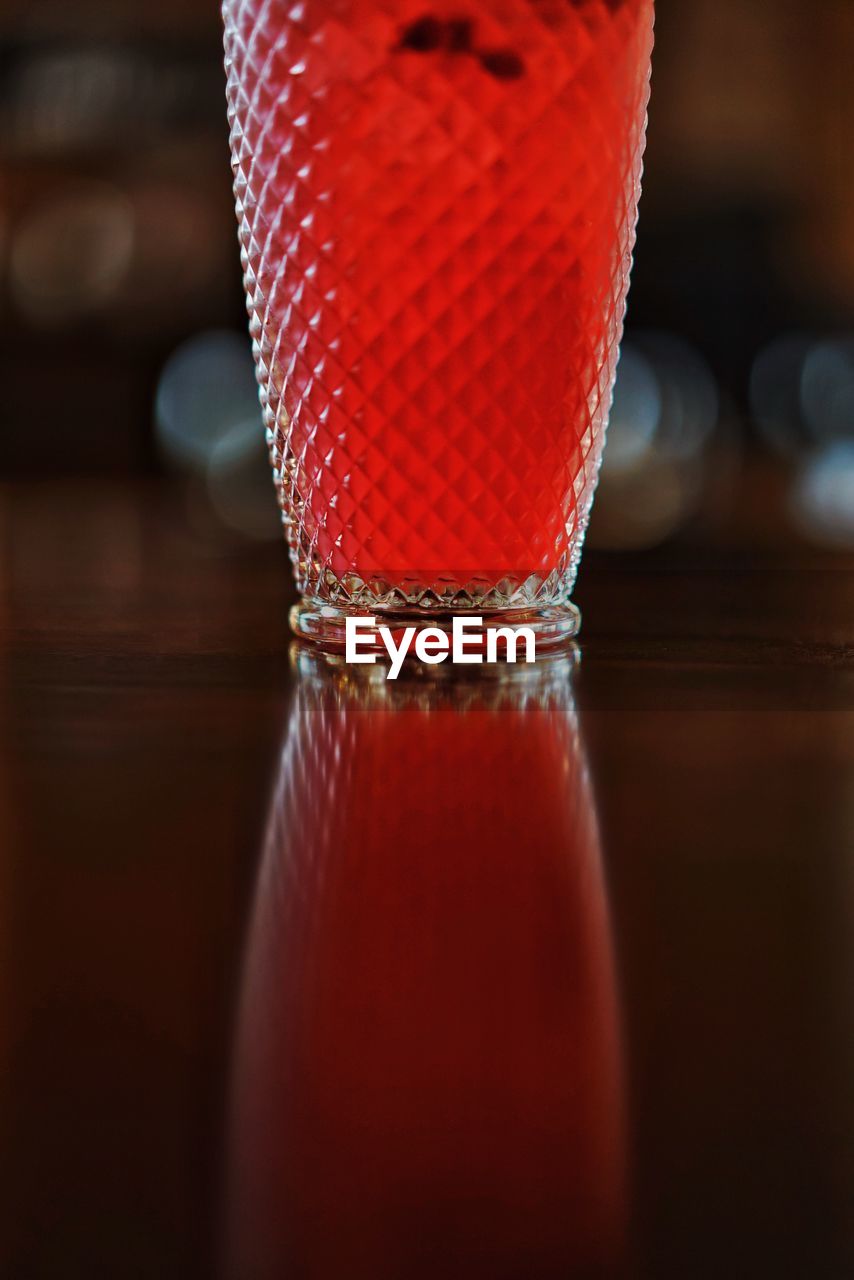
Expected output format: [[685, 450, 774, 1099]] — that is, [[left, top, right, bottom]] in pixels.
[[2, 479, 852, 1279]]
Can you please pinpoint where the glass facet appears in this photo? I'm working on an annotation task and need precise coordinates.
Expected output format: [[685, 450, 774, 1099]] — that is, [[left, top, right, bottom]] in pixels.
[[223, 0, 654, 646]]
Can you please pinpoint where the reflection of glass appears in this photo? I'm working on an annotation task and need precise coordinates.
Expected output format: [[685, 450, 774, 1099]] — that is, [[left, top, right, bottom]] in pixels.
[[226, 652, 625, 1280], [223, 0, 654, 649]]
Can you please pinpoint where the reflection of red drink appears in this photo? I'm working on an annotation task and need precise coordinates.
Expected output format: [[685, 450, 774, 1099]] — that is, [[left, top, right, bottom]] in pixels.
[[224, 0, 654, 644], [227, 656, 625, 1279]]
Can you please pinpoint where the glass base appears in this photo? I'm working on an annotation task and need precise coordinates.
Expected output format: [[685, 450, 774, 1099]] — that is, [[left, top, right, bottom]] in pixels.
[[289, 600, 582, 656]]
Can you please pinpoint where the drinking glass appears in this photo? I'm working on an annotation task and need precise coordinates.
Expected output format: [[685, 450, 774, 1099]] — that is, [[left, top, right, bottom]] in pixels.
[[223, 0, 654, 649]]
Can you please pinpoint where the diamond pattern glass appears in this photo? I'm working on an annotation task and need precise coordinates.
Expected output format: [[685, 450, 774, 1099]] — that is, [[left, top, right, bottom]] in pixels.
[[223, 0, 654, 645]]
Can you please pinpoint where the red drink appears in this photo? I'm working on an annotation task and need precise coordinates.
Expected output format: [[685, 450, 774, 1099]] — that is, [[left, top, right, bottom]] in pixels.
[[224, 0, 654, 644]]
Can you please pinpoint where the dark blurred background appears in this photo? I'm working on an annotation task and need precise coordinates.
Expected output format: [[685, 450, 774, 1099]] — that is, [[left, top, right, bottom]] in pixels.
[[2, 0, 854, 553]]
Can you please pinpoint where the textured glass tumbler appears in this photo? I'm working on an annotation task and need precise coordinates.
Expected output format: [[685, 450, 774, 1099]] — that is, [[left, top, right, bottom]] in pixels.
[[223, 0, 654, 649]]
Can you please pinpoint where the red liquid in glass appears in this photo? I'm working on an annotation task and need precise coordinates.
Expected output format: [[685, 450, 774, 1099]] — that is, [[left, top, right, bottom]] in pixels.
[[226, 0, 653, 588]]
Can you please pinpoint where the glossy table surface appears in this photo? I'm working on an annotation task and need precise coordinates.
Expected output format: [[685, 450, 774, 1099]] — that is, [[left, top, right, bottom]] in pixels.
[[2, 478, 853, 1279]]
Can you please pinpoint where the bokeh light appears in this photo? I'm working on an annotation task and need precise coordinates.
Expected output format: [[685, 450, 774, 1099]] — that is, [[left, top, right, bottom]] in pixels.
[[601, 344, 661, 472], [10, 183, 134, 324], [633, 332, 719, 461], [207, 422, 281, 542], [749, 334, 814, 458], [791, 442, 854, 550], [591, 331, 719, 550], [155, 329, 282, 541], [801, 337, 854, 446], [155, 330, 261, 471]]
